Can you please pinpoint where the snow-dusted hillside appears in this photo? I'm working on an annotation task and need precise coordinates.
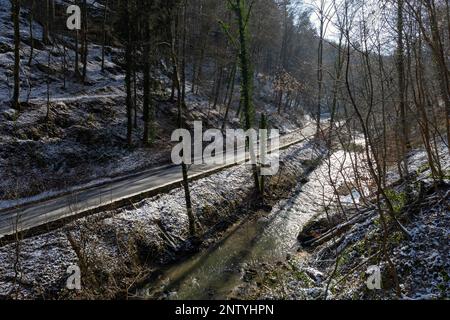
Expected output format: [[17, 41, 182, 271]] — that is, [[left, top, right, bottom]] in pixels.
[[0, 0, 304, 203]]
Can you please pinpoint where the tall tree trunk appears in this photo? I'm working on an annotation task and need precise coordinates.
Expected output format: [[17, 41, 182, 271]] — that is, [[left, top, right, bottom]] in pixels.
[[46, 49, 51, 121], [181, 0, 187, 105], [397, 0, 411, 179], [413, 33, 440, 178], [62, 41, 67, 89], [171, 5, 196, 236], [212, 66, 223, 110], [170, 11, 179, 102], [316, 1, 325, 135], [28, 0, 34, 67], [124, 1, 133, 146], [42, 0, 50, 44], [232, 0, 260, 194], [75, 30, 80, 77], [101, 0, 108, 72], [12, 0, 20, 111], [81, 0, 88, 83], [133, 67, 138, 129], [222, 59, 237, 131], [143, 4, 154, 145], [195, 44, 206, 95]]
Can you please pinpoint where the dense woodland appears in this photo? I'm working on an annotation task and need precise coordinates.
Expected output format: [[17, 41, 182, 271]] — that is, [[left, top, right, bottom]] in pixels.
[[1, 0, 449, 300], [9, 0, 449, 163]]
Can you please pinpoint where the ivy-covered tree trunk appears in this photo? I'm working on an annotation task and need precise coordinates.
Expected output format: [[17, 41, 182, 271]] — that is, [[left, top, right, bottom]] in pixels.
[[231, 0, 260, 194]]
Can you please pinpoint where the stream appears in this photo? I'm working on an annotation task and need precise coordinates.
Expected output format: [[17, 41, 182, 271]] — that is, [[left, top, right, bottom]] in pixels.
[[137, 122, 355, 300], [140, 157, 327, 300]]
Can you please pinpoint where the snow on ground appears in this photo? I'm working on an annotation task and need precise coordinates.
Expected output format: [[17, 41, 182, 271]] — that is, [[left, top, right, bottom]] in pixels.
[[0, 139, 314, 299], [235, 142, 450, 300], [0, 0, 304, 202], [1, 0, 163, 200]]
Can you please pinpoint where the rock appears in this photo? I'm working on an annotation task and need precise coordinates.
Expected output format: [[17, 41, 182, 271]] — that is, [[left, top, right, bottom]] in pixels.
[[243, 269, 258, 282], [298, 215, 344, 247], [297, 219, 327, 246], [0, 42, 12, 53], [2, 108, 17, 121], [304, 267, 324, 284]]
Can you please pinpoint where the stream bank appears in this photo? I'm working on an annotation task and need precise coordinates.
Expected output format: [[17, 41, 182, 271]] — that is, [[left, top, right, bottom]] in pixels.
[[234, 144, 450, 300], [0, 137, 324, 299], [138, 142, 336, 300]]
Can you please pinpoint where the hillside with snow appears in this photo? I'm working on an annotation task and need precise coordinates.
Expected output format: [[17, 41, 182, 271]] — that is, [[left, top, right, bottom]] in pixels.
[[0, 0, 303, 204], [0, 0, 448, 304]]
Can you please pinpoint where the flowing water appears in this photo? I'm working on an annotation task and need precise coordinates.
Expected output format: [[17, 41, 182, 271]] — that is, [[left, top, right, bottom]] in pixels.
[[151, 206, 303, 299], [142, 179, 325, 300], [139, 121, 358, 300], [142, 147, 327, 300]]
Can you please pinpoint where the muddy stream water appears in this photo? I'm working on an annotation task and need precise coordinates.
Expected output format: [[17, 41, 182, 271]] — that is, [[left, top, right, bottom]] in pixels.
[[140, 144, 328, 300], [135, 121, 355, 300]]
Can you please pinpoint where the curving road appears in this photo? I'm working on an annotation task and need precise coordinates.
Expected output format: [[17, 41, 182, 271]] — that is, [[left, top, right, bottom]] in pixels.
[[0, 124, 317, 239]]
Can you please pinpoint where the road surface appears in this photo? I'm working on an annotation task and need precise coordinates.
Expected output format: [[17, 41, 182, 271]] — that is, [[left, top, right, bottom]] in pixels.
[[0, 124, 316, 239]]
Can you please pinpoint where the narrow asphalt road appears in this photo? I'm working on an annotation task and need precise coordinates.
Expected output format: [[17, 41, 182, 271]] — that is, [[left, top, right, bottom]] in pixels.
[[0, 124, 316, 239]]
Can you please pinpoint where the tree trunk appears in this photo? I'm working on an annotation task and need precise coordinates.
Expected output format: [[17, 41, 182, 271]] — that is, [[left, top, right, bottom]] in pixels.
[[12, 0, 20, 111], [124, 1, 133, 146], [171, 5, 196, 236], [181, 0, 187, 105], [396, 0, 411, 178], [42, 0, 50, 44], [28, 0, 34, 67], [101, 0, 108, 72], [316, 3, 324, 135], [143, 5, 154, 145], [81, 0, 88, 83], [75, 29, 80, 77], [233, 0, 260, 194], [222, 59, 237, 131]]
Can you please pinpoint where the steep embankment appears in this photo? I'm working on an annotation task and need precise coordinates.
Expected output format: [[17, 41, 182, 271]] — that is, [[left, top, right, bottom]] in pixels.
[[235, 143, 449, 300], [0, 136, 323, 299]]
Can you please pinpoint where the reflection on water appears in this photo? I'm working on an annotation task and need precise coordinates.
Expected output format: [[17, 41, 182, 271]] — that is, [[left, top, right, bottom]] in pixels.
[[143, 186, 310, 300], [141, 133, 364, 299], [143, 142, 326, 300]]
